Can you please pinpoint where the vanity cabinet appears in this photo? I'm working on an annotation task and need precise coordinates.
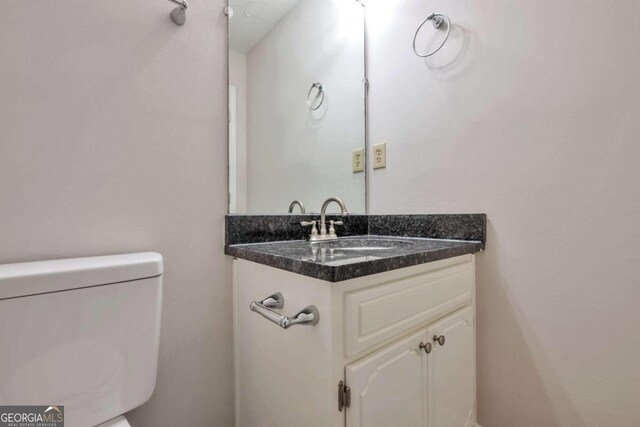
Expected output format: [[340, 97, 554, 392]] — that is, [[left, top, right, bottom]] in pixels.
[[346, 308, 475, 427], [233, 254, 478, 427], [345, 328, 430, 426]]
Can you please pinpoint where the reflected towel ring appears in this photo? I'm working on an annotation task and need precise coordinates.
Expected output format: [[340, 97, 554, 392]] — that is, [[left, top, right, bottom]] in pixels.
[[412, 13, 451, 58], [307, 83, 325, 110]]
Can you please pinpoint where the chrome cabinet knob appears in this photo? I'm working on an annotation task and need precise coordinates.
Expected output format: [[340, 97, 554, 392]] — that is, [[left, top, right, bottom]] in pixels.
[[419, 342, 432, 354], [433, 335, 445, 346]]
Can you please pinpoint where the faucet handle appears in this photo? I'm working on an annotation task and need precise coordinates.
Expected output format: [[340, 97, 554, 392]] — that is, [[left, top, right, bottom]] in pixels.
[[301, 220, 318, 236], [328, 220, 344, 236]]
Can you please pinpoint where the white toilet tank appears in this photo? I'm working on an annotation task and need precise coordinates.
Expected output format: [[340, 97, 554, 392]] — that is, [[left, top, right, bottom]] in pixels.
[[0, 252, 163, 427]]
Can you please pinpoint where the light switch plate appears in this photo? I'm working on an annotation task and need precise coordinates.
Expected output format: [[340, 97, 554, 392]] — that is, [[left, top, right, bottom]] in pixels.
[[373, 143, 387, 169], [352, 148, 365, 173]]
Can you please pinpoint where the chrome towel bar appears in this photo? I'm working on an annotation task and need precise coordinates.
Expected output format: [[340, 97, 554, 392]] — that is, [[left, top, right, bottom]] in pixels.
[[250, 292, 319, 329]]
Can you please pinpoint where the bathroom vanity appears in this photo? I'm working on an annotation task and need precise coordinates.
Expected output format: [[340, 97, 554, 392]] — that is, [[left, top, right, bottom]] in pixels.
[[227, 215, 485, 427], [225, 0, 485, 423]]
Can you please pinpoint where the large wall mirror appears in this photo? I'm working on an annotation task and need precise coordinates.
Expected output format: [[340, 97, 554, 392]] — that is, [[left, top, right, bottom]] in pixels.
[[227, 0, 366, 214]]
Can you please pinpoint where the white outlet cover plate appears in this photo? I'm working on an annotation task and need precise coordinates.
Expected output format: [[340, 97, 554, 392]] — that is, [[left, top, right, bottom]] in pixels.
[[352, 148, 365, 173]]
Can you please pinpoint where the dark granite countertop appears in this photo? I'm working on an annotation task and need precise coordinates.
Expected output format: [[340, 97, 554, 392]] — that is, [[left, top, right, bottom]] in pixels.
[[225, 235, 483, 282]]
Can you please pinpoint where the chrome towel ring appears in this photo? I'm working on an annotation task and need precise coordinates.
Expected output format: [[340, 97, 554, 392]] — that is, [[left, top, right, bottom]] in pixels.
[[412, 13, 451, 58], [307, 82, 325, 110], [168, 0, 188, 26]]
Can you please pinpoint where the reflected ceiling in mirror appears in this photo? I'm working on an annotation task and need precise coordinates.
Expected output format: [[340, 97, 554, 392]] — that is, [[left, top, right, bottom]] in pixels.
[[228, 0, 366, 214]]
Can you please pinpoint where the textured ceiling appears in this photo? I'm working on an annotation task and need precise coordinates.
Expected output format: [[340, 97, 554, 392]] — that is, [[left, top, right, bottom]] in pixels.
[[229, 0, 300, 54]]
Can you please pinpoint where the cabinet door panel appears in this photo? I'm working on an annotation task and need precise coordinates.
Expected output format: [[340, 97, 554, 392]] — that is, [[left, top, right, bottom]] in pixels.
[[346, 329, 429, 427], [427, 308, 475, 427]]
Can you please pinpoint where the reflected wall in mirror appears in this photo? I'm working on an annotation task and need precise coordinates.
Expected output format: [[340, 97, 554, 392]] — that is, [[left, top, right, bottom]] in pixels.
[[228, 0, 366, 214]]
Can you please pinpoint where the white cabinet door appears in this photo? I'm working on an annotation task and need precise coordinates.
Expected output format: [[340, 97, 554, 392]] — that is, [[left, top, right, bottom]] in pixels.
[[427, 308, 475, 427], [346, 329, 430, 427]]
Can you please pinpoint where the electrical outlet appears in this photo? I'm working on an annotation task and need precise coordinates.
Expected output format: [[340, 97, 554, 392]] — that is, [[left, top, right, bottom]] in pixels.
[[373, 142, 387, 169], [352, 148, 365, 173]]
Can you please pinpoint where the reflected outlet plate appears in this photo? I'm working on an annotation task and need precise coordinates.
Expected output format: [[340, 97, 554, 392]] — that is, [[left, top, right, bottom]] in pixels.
[[373, 143, 386, 169], [352, 148, 365, 173]]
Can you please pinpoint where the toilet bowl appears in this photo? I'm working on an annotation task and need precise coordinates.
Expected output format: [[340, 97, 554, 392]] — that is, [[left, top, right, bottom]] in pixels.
[[0, 253, 163, 427]]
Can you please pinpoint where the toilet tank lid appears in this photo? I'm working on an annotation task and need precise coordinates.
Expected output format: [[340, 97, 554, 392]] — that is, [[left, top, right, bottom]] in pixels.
[[0, 252, 163, 300]]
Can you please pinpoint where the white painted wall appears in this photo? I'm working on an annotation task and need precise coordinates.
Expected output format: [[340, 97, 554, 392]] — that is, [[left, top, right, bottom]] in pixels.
[[244, 0, 366, 214], [367, 1, 640, 426], [5, 0, 638, 425], [229, 49, 248, 213], [0, 1, 233, 426]]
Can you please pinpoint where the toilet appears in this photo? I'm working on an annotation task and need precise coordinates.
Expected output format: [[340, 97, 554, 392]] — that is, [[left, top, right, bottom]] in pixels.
[[0, 252, 163, 427]]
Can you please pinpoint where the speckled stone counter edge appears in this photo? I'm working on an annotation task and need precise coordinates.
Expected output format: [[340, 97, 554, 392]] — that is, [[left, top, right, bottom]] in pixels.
[[225, 240, 483, 282]]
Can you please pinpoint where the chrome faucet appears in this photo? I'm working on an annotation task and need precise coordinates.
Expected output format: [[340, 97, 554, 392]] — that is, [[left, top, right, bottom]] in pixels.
[[288, 200, 306, 214], [301, 197, 349, 241]]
